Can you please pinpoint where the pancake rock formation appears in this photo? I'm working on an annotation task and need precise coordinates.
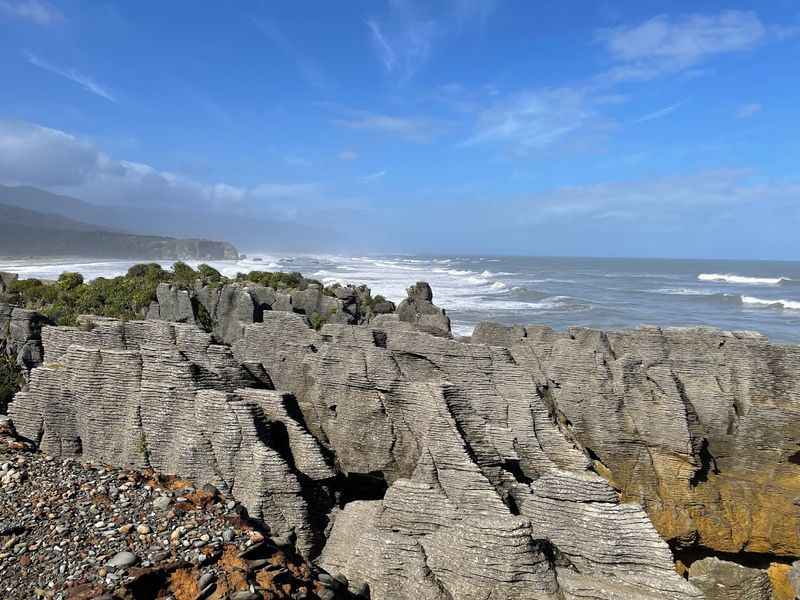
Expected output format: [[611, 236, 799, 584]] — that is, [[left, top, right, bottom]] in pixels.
[[6, 282, 800, 599]]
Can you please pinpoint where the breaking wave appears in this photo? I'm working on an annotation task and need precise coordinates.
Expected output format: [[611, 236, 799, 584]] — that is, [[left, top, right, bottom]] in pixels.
[[698, 273, 793, 286]]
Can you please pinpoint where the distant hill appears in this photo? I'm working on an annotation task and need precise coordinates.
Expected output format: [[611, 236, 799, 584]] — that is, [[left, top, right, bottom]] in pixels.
[[0, 201, 238, 260], [0, 184, 329, 253]]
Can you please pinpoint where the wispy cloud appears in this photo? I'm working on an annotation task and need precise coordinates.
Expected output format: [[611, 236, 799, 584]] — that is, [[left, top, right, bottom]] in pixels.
[[333, 109, 439, 142], [463, 87, 603, 151], [736, 102, 762, 119], [367, 19, 397, 72], [632, 100, 685, 124], [253, 18, 330, 90], [0, 0, 62, 25], [360, 170, 387, 182], [25, 52, 116, 102], [284, 155, 312, 168], [338, 150, 359, 161], [597, 11, 766, 82], [517, 169, 800, 224]]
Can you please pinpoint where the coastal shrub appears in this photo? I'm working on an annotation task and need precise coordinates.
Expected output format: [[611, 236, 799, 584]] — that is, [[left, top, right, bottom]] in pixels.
[[0, 354, 23, 413], [237, 271, 318, 290], [309, 311, 326, 331], [172, 262, 198, 288], [197, 264, 223, 284], [57, 272, 84, 291]]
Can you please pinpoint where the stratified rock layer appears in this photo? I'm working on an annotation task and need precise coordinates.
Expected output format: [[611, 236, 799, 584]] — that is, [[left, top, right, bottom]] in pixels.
[[12, 301, 800, 599], [10, 311, 703, 599], [472, 322, 800, 558], [8, 316, 333, 557]]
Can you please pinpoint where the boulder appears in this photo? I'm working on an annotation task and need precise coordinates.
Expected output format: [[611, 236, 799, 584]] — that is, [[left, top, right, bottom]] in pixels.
[[395, 282, 451, 337], [688, 557, 772, 600]]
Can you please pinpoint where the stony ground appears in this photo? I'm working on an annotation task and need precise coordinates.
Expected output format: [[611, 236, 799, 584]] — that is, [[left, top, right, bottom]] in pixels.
[[0, 417, 354, 600]]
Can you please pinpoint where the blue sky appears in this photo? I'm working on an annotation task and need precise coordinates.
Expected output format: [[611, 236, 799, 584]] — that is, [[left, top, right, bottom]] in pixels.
[[0, 0, 799, 258]]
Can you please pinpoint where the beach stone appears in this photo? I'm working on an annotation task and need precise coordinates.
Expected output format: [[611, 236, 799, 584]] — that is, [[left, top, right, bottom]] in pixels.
[[106, 551, 138, 569]]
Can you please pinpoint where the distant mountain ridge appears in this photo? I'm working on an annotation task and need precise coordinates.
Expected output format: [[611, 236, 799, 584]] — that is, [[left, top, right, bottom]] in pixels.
[[0, 187, 238, 260], [0, 184, 331, 253]]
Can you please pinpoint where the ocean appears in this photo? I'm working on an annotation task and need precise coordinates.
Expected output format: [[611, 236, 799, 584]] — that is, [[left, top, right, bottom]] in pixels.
[[2, 254, 799, 345]]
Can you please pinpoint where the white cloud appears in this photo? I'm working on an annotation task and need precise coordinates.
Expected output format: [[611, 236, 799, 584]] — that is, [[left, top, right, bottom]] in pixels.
[[463, 87, 600, 150], [736, 102, 762, 119], [333, 110, 439, 142], [597, 11, 766, 81], [366, 14, 435, 81], [338, 150, 359, 161], [253, 19, 330, 90], [0, 0, 62, 25], [367, 19, 397, 72], [0, 120, 320, 217], [632, 100, 685, 124], [25, 52, 116, 102], [518, 170, 799, 224], [284, 155, 312, 168], [359, 170, 386, 182]]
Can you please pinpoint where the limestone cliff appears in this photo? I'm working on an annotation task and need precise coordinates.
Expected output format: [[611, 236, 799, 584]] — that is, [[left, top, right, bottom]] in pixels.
[[6, 284, 800, 599]]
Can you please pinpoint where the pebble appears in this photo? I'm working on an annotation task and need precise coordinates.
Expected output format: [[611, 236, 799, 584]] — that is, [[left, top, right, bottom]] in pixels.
[[136, 524, 151, 535], [106, 551, 138, 568], [152, 495, 172, 511]]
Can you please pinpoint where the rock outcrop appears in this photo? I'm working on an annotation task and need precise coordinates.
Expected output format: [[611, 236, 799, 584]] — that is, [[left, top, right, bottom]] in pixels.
[[7, 284, 800, 599], [150, 281, 395, 345], [687, 557, 773, 599], [0, 302, 47, 371], [8, 316, 333, 557], [471, 322, 800, 561], [11, 308, 705, 599], [395, 281, 451, 337]]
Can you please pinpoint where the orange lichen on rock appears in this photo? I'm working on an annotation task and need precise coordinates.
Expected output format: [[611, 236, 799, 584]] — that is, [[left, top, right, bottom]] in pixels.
[[169, 568, 200, 600], [768, 563, 795, 600]]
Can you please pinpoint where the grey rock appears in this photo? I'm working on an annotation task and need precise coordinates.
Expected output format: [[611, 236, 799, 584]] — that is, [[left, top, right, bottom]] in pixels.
[[789, 560, 800, 597], [152, 496, 172, 511], [106, 551, 138, 568], [197, 572, 216, 589], [395, 281, 451, 337], [688, 557, 772, 600]]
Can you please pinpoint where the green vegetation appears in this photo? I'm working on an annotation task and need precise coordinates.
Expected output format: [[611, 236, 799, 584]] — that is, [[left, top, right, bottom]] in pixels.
[[0, 354, 23, 412], [235, 270, 321, 290], [0, 262, 218, 326], [0, 263, 335, 327], [1, 262, 388, 334]]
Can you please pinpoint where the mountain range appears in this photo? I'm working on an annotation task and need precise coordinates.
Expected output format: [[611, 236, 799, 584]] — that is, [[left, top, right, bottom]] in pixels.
[[0, 185, 238, 260]]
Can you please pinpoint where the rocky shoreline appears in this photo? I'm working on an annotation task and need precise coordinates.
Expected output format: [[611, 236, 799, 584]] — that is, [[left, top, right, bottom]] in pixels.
[[2, 274, 800, 599]]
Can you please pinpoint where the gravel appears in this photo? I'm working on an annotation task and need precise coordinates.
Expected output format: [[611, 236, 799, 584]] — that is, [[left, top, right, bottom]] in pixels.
[[0, 420, 354, 600]]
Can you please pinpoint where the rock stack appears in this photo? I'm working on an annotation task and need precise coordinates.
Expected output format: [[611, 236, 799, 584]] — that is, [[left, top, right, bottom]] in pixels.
[[5, 282, 800, 599]]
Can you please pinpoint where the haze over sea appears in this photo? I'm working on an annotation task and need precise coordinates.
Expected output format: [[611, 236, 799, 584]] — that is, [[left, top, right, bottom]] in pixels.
[[3, 255, 800, 345]]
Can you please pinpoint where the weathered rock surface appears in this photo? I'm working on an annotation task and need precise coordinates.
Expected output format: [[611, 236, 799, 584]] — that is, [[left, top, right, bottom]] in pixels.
[[395, 281, 451, 337], [236, 314, 699, 598], [151, 281, 392, 345], [9, 295, 800, 599], [0, 302, 47, 373], [8, 316, 334, 558], [471, 322, 800, 559], [688, 557, 773, 599], [9, 310, 703, 599]]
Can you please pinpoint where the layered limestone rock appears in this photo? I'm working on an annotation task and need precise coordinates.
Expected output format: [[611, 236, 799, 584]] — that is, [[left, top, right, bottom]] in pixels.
[[395, 281, 451, 337], [0, 302, 47, 371], [687, 557, 773, 599], [471, 322, 800, 560], [8, 316, 334, 557], [236, 313, 700, 599], [11, 295, 800, 599], [151, 281, 388, 345]]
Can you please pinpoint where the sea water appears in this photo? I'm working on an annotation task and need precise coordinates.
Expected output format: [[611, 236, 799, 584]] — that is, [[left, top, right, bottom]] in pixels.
[[2, 255, 799, 345]]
